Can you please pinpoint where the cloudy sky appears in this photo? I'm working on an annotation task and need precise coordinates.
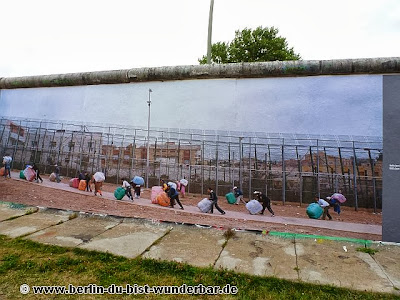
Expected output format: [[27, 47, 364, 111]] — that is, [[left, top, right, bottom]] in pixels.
[[0, 75, 383, 137], [1, 0, 399, 77]]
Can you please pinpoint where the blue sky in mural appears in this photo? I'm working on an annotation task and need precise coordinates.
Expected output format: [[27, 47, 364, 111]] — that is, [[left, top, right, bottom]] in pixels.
[[0, 75, 382, 138]]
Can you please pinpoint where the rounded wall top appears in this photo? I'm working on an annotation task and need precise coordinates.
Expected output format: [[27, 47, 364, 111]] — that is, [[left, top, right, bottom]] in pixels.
[[0, 57, 399, 89]]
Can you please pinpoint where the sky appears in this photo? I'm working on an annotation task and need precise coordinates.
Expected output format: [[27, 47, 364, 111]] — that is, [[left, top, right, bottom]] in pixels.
[[0, 75, 383, 137], [1, 0, 399, 77]]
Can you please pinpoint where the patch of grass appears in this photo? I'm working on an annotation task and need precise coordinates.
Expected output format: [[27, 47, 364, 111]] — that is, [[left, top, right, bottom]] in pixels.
[[0, 254, 20, 273], [0, 234, 398, 299], [8, 202, 27, 209], [223, 228, 236, 240], [356, 247, 379, 255], [69, 212, 78, 220], [25, 207, 39, 215]]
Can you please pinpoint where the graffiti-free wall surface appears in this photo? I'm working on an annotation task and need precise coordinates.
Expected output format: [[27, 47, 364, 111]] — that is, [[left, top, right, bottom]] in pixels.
[[0, 75, 382, 137]]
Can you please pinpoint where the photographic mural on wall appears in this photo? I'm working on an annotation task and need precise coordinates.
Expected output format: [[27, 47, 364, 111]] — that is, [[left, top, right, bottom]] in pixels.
[[0, 74, 383, 209]]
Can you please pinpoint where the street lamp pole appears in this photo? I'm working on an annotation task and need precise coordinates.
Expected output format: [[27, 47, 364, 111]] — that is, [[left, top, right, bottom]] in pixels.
[[146, 88, 152, 188], [207, 0, 214, 64]]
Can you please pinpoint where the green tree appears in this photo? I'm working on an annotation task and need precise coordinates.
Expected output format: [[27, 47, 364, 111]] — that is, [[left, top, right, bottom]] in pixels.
[[199, 26, 301, 64]]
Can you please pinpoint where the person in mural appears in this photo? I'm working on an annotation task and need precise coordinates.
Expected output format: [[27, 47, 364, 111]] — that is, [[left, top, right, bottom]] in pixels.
[[327, 196, 341, 216], [121, 178, 133, 200], [175, 180, 181, 194], [93, 181, 103, 196], [32, 163, 43, 183], [233, 186, 246, 205], [254, 191, 275, 217], [2, 155, 12, 178], [78, 171, 85, 181], [54, 164, 61, 183], [134, 185, 141, 199], [160, 179, 168, 192], [92, 176, 103, 196], [167, 183, 184, 210], [315, 195, 332, 220], [208, 187, 225, 215], [85, 171, 92, 192], [180, 183, 186, 198], [180, 177, 187, 198]]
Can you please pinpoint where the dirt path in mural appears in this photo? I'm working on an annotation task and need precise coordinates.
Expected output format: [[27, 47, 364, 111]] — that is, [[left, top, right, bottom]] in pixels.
[[0, 173, 382, 241]]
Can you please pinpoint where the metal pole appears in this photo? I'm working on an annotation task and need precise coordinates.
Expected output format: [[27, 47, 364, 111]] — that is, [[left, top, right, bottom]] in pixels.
[[146, 88, 152, 188], [316, 139, 320, 199], [158, 133, 163, 184], [368, 149, 377, 213], [133, 133, 137, 177], [11, 120, 22, 169], [47, 130, 56, 174], [201, 140, 205, 195], [39, 128, 47, 171], [215, 136, 219, 196], [334, 157, 338, 192], [248, 138, 252, 200], [228, 142, 231, 183], [248, 151, 251, 200], [338, 147, 347, 195], [78, 127, 85, 175], [94, 139, 99, 173], [265, 152, 268, 197], [353, 141, 358, 211], [296, 146, 302, 206], [57, 124, 64, 165], [268, 145, 271, 197], [166, 139, 170, 178], [239, 137, 243, 191], [177, 139, 181, 179], [33, 125, 40, 163], [300, 175, 303, 206], [282, 139, 286, 205], [130, 137, 134, 181], [188, 134, 192, 194], [117, 133, 124, 184], [153, 138, 157, 177], [22, 128, 31, 166], [207, 0, 214, 64], [232, 151, 235, 188]]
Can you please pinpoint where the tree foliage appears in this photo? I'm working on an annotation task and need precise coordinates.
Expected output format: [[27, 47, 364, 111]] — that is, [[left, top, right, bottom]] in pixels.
[[199, 26, 301, 64]]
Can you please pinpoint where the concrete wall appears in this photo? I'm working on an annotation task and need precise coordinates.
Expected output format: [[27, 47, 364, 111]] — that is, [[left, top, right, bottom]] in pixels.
[[0, 57, 399, 89], [383, 75, 400, 243], [1, 57, 398, 241]]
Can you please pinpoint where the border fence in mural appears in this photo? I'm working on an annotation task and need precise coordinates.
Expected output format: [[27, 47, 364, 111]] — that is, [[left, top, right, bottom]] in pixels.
[[0, 116, 382, 211]]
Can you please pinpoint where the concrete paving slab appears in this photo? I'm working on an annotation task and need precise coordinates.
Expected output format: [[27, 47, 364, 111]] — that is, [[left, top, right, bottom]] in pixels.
[[79, 219, 170, 258], [27, 215, 121, 247], [215, 232, 298, 280], [295, 238, 394, 293], [0, 210, 70, 238], [143, 225, 225, 267], [0, 202, 33, 221], [371, 243, 400, 291]]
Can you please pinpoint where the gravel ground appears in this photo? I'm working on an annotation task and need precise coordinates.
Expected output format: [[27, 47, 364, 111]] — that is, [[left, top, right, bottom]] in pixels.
[[0, 174, 382, 241]]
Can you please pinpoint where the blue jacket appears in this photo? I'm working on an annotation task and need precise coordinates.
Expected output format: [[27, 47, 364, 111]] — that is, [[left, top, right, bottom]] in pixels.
[[330, 198, 341, 214], [168, 187, 178, 198], [234, 189, 243, 197]]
